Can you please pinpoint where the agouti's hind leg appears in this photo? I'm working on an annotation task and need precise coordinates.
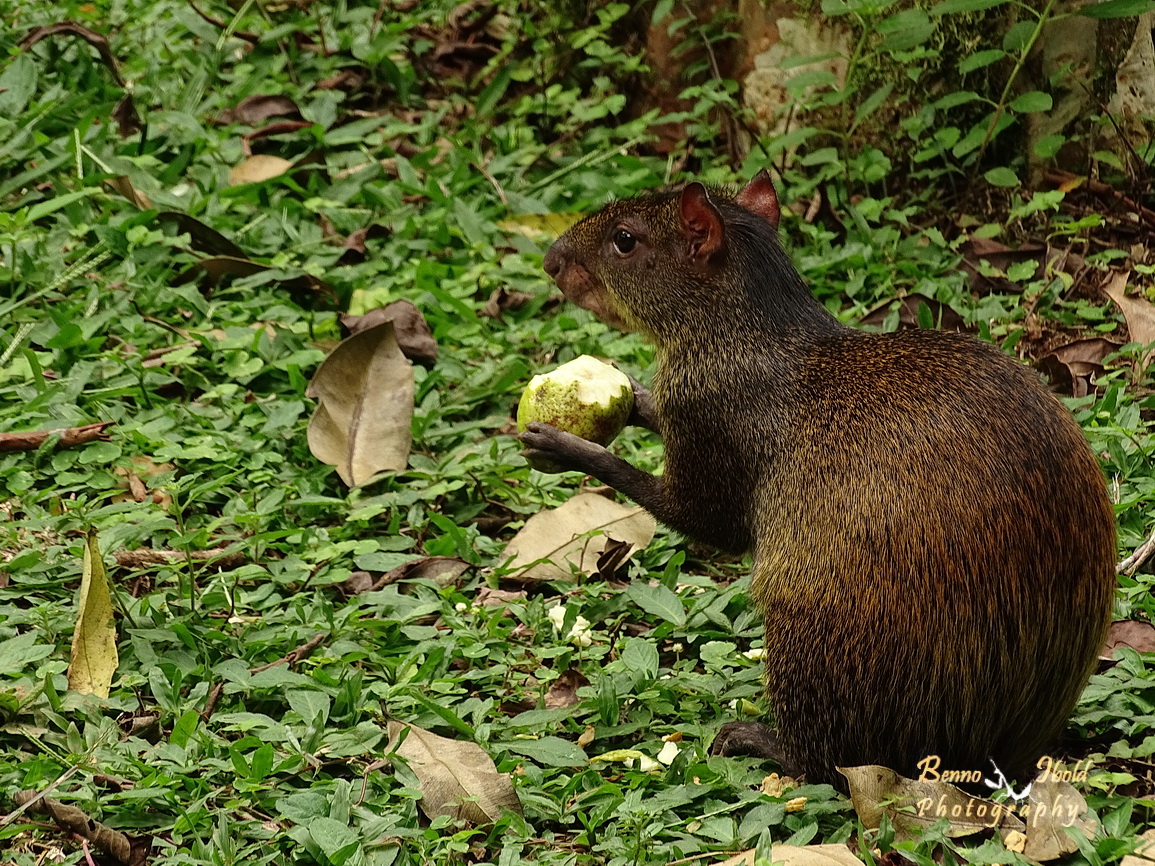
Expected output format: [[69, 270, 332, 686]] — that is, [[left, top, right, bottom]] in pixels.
[[710, 722, 798, 775]]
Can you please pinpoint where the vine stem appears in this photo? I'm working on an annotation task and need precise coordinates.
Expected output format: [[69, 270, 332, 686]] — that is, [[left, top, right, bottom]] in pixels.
[[975, 0, 1064, 163]]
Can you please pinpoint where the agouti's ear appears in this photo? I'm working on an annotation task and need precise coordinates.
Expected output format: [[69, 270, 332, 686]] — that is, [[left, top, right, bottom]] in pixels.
[[679, 182, 724, 262], [735, 169, 780, 230]]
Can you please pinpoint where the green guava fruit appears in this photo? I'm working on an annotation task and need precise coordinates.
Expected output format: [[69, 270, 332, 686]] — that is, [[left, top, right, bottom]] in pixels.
[[517, 355, 634, 471]]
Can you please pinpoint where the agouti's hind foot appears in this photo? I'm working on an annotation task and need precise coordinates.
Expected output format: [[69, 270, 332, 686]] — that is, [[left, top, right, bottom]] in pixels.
[[710, 722, 795, 771]]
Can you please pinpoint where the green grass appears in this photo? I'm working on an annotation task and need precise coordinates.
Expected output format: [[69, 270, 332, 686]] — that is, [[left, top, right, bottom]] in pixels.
[[1, 1, 1154, 864]]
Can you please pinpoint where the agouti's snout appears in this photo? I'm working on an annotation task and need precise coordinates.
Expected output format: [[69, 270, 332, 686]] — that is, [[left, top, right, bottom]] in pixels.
[[543, 241, 566, 279]]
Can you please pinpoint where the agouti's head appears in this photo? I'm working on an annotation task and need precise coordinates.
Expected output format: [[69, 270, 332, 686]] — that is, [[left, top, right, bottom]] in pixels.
[[543, 171, 784, 341]]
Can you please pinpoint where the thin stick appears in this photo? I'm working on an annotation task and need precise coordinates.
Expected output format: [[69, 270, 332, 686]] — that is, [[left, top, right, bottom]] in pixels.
[[1118, 526, 1155, 575]]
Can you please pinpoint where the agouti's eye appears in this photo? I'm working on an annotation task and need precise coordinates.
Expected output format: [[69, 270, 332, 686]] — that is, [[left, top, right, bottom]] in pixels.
[[612, 228, 637, 255]]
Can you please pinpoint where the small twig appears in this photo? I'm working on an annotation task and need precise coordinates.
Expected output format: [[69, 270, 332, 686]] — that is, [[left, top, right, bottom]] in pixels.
[[200, 683, 225, 722], [473, 160, 508, 206], [202, 633, 327, 721], [1118, 526, 1155, 575], [186, 0, 260, 43], [0, 422, 114, 453], [251, 632, 327, 673], [113, 548, 246, 570]]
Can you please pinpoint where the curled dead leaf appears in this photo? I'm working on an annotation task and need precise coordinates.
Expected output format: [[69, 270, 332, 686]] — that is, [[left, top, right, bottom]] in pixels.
[[545, 668, 590, 710], [339, 300, 438, 365], [501, 493, 655, 583], [481, 286, 534, 320], [214, 94, 302, 126], [1037, 337, 1121, 398], [712, 843, 863, 866], [229, 154, 295, 186], [1101, 620, 1155, 658], [336, 224, 390, 265], [1022, 777, 1096, 861], [157, 212, 248, 258], [13, 791, 133, 863], [19, 22, 124, 85], [1103, 270, 1155, 369], [306, 321, 414, 486], [388, 721, 522, 823], [68, 533, 119, 698], [105, 175, 153, 210], [840, 765, 1023, 840]]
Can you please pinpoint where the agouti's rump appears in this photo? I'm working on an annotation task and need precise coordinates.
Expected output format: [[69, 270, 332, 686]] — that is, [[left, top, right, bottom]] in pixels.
[[528, 171, 1117, 789]]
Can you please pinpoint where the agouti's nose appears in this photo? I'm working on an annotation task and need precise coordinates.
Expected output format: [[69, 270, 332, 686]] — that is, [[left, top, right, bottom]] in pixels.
[[543, 243, 565, 279]]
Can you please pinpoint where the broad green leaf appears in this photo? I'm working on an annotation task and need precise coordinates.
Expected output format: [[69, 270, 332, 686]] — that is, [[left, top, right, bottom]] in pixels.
[[170, 709, 200, 748], [1002, 20, 1036, 51], [307, 817, 361, 866], [958, 50, 1006, 75], [620, 637, 660, 678], [1010, 91, 1052, 113], [854, 83, 896, 127], [27, 188, 102, 222], [984, 166, 1020, 187], [877, 9, 935, 52], [627, 582, 687, 628], [0, 632, 53, 675], [495, 736, 588, 768], [930, 0, 1007, 12], [1080, 0, 1155, 16], [276, 792, 330, 823], [1034, 134, 1066, 158]]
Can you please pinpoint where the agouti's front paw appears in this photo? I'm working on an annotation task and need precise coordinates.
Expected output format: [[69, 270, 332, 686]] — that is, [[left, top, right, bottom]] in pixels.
[[519, 422, 607, 474]]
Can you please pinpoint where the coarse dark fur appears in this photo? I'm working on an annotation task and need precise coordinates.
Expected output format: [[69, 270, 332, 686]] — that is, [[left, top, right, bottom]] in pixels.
[[523, 171, 1118, 790]]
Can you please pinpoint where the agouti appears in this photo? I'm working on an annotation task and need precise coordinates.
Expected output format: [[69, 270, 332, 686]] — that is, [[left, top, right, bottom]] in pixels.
[[521, 171, 1117, 790]]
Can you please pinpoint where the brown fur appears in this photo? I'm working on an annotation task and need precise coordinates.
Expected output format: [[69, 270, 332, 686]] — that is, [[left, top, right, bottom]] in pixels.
[[536, 173, 1117, 788]]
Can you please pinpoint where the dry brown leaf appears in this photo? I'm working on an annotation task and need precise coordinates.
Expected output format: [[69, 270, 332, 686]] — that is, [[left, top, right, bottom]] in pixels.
[[480, 286, 534, 319], [158, 212, 247, 258], [0, 422, 113, 453], [1037, 337, 1122, 398], [112, 92, 141, 137], [388, 721, 522, 823], [1102, 620, 1155, 658], [1103, 270, 1155, 367], [577, 725, 596, 749], [186, 254, 337, 306], [19, 23, 124, 84], [336, 224, 390, 265], [214, 94, 302, 126], [1022, 777, 1096, 861], [840, 765, 1024, 840], [545, 668, 590, 709], [383, 556, 469, 587], [229, 154, 294, 186], [501, 492, 655, 583], [498, 213, 582, 240], [712, 844, 863, 866], [339, 300, 438, 365], [476, 586, 527, 607], [105, 175, 152, 210], [306, 321, 414, 486], [1121, 829, 1155, 866], [13, 791, 132, 862], [68, 533, 119, 698]]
